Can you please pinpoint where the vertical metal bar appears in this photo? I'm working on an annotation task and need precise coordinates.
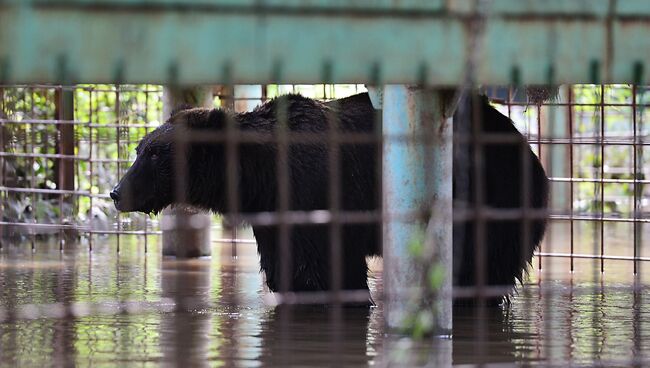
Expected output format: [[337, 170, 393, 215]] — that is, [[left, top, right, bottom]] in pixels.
[[600, 84, 605, 273], [632, 85, 638, 275], [143, 87, 150, 254], [568, 87, 575, 272], [29, 87, 36, 251], [115, 85, 121, 254], [382, 85, 452, 334], [0, 86, 4, 250], [274, 76, 292, 368], [55, 86, 74, 251], [537, 104, 542, 166], [276, 91, 291, 293], [321, 65, 344, 364], [523, 94, 539, 355], [463, 91, 488, 362], [88, 87, 94, 251], [323, 66, 342, 300], [162, 86, 213, 258], [631, 84, 643, 368], [530, 100, 539, 276], [215, 83, 236, 258], [591, 84, 604, 360], [224, 79, 240, 260]]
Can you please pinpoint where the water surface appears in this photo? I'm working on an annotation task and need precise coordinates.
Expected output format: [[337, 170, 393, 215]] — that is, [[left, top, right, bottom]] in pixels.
[[0, 235, 649, 367]]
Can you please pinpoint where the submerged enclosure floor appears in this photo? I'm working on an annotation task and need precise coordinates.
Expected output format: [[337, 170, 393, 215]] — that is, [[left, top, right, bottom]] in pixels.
[[0, 235, 649, 367]]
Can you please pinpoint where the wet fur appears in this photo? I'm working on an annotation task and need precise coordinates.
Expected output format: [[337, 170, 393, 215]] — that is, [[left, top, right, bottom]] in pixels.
[[114, 92, 548, 303]]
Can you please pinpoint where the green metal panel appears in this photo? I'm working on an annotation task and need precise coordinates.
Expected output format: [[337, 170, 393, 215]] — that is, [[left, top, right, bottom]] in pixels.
[[0, 1, 648, 84]]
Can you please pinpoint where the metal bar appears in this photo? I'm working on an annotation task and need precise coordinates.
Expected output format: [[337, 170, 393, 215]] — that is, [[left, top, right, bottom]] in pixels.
[[217, 82, 237, 259], [224, 79, 239, 261], [600, 84, 605, 272], [549, 177, 650, 185], [0, 86, 5, 249], [88, 87, 94, 251], [143, 85, 150, 254], [326, 92, 343, 300], [162, 86, 213, 258], [1, 6, 649, 85], [568, 86, 575, 272], [276, 87, 292, 293], [633, 84, 639, 274], [115, 85, 121, 253], [29, 87, 36, 251], [535, 252, 650, 263]]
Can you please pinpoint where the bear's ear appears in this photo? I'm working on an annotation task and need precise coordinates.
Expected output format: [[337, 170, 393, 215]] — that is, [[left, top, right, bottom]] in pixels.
[[167, 107, 226, 130], [169, 104, 193, 118]]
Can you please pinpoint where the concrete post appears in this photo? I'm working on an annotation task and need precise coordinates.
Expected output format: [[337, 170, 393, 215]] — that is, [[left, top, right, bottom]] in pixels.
[[381, 85, 453, 335], [162, 86, 213, 257]]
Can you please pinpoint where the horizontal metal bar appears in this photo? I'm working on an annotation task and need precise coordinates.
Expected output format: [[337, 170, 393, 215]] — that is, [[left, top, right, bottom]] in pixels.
[[535, 137, 650, 146], [1, 4, 648, 84], [0, 152, 88, 160], [0, 187, 123, 200], [492, 100, 650, 108], [0, 119, 159, 129], [0, 299, 177, 322], [264, 289, 373, 306], [0, 119, 85, 125], [0, 83, 162, 92], [88, 229, 160, 235], [213, 238, 256, 244], [8, 0, 650, 18], [536, 252, 650, 263], [0, 221, 81, 229], [550, 214, 650, 224], [91, 158, 135, 164], [0, 186, 89, 195], [549, 177, 650, 185]]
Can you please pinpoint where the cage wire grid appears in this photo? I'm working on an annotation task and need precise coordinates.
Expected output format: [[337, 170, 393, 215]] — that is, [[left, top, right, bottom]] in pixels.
[[0, 83, 649, 366], [5, 87, 647, 245], [1, 84, 649, 293]]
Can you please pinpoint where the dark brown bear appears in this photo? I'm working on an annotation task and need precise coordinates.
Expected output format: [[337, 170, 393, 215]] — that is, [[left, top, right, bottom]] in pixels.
[[111, 92, 548, 305]]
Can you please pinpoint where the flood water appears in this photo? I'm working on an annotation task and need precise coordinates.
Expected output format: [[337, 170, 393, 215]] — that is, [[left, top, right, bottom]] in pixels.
[[1, 234, 649, 367]]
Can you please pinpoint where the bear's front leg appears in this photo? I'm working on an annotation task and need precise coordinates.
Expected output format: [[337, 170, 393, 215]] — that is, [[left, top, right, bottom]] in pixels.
[[252, 225, 370, 298]]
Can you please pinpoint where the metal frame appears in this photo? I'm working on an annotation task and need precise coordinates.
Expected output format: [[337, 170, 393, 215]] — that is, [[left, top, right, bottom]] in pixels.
[[1, 1, 649, 85]]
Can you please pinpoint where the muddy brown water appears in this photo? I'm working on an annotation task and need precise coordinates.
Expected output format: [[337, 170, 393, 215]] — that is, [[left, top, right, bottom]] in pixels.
[[0, 233, 649, 367]]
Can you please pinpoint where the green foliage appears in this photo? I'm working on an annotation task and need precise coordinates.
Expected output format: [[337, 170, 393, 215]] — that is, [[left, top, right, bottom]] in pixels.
[[1, 85, 163, 234], [1, 83, 366, 236], [400, 226, 448, 339], [572, 85, 648, 217]]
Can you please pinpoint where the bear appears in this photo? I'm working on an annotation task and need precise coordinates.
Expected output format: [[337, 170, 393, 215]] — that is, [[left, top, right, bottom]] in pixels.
[[110, 91, 549, 305]]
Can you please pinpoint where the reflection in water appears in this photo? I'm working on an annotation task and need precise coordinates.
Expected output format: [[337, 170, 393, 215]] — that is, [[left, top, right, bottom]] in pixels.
[[0, 235, 649, 366], [160, 258, 212, 367]]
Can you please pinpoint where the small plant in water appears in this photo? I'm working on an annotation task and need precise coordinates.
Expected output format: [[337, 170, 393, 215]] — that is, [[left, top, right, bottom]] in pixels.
[[400, 227, 448, 340]]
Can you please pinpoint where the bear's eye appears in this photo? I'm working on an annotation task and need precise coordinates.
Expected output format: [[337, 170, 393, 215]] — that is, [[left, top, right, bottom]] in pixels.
[[150, 152, 159, 162]]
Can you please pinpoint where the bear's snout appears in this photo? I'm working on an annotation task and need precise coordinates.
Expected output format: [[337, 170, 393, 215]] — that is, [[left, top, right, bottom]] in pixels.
[[110, 184, 124, 211], [109, 188, 120, 202], [110, 184, 131, 212]]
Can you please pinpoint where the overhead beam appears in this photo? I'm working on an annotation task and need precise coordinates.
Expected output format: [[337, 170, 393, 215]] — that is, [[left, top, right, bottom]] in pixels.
[[0, 1, 648, 84]]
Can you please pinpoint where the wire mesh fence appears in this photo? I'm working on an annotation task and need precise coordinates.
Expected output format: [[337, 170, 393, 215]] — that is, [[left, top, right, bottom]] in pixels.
[[1, 83, 648, 291], [0, 83, 649, 366]]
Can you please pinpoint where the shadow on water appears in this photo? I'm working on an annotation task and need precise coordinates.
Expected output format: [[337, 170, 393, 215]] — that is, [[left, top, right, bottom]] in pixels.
[[0, 236, 649, 366]]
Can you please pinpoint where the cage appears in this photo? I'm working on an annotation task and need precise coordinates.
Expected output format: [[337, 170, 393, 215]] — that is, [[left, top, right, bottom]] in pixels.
[[1, 1, 650, 367]]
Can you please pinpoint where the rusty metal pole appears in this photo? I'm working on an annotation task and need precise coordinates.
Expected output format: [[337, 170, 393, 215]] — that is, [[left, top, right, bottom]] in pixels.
[[54, 88, 75, 243], [54, 88, 75, 193], [381, 85, 453, 335], [162, 86, 212, 257]]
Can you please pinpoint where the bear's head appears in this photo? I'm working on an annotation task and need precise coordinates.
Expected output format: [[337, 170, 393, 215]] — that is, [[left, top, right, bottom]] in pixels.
[[110, 106, 228, 214]]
